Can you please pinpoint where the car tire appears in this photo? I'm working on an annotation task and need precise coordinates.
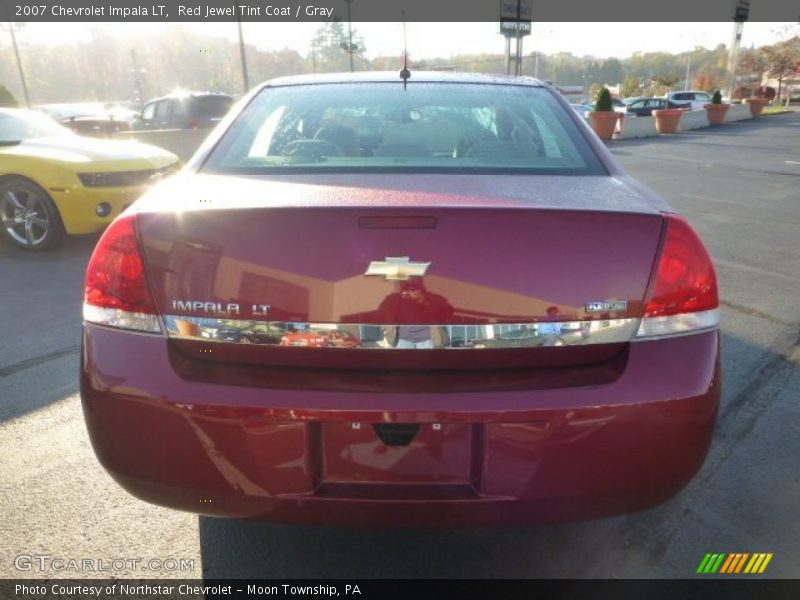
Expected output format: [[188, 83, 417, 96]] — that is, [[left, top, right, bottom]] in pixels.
[[0, 177, 66, 251]]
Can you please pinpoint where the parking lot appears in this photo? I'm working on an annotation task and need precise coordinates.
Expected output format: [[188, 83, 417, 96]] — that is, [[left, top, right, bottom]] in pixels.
[[1, 113, 798, 579]]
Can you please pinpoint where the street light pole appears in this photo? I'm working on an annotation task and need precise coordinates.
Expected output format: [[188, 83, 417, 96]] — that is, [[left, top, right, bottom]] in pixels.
[[726, 1, 750, 100], [726, 20, 744, 100], [685, 52, 692, 90], [236, 17, 250, 93], [344, 0, 354, 72], [8, 24, 31, 108]]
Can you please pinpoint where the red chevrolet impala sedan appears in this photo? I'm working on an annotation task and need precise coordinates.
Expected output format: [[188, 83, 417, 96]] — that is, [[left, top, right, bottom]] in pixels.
[[81, 72, 720, 526]]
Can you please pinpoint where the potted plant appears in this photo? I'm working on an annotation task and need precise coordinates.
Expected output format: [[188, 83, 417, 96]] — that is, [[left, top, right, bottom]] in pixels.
[[651, 73, 684, 134], [587, 86, 621, 141], [746, 85, 774, 117], [704, 90, 729, 125]]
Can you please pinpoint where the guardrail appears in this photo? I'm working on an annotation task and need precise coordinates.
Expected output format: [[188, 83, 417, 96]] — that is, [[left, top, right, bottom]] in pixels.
[[582, 104, 756, 141], [679, 109, 710, 131], [613, 115, 658, 139], [726, 103, 753, 122]]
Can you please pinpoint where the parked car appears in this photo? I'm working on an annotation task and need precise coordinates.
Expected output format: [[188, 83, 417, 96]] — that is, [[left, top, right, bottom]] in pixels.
[[572, 99, 627, 116], [611, 97, 628, 114], [667, 90, 714, 110], [470, 327, 541, 348], [622, 96, 645, 106], [0, 108, 179, 250], [243, 324, 287, 345], [280, 330, 359, 348], [570, 102, 595, 116], [36, 102, 107, 121], [81, 72, 720, 526], [36, 103, 138, 137], [132, 91, 235, 130], [626, 97, 691, 116]]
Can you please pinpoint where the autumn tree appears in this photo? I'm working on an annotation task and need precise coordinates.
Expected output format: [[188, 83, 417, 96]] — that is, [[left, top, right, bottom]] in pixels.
[[761, 37, 800, 99], [738, 49, 768, 86], [693, 69, 718, 92]]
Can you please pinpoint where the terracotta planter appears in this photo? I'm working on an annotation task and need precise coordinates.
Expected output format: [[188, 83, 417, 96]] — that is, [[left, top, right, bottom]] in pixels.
[[746, 97, 769, 117], [587, 111, 621, 140], [175, 319, 200, 336], [704, 103, 730, 125], [652, 108, 684, 134]]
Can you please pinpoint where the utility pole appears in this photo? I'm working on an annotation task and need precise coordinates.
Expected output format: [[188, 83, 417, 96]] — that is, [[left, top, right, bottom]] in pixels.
[[7, 24, 31, 108], [236, 16, 250, 93]]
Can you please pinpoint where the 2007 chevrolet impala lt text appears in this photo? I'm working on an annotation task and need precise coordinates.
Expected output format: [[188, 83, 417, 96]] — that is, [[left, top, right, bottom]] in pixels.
[[80, 72, 720, 526]]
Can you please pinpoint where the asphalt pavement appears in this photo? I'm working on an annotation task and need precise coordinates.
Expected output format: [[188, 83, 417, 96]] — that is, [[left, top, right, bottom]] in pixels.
[[1, 113, 798, 579]]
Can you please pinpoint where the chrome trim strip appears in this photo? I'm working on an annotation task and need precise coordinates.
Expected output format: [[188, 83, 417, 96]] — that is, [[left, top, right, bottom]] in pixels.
[[83, 304, 163, 334], [634, 308, 719, 340], [162, 315, 641, 349]]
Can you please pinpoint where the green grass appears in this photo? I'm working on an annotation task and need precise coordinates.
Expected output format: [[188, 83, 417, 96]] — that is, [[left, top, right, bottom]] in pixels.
[[762, 106, 792, 115]]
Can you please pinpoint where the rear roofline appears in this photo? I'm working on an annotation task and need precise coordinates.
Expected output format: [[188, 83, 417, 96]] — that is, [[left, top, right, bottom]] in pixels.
[[262, 71, 545, 88]]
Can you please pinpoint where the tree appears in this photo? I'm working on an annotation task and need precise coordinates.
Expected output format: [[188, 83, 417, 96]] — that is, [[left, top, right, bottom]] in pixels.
[[653, 72, 679, 95], [620, 74, 640, 98], [0, 84, 18, 107], [588, 82, 604, 103], [693, 70, 718, 93], [597, 57, 624, 86], [761, 37, 800, 99], [310, 21, 366, 72], [738, 49, 768, 85]]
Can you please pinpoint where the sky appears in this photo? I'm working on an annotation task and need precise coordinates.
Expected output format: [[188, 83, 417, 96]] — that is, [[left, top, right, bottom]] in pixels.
[[8, 22, 799, 60]]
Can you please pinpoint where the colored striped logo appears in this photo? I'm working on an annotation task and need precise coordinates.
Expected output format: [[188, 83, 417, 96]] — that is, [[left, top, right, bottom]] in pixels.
[[696, 553, 773, 574]]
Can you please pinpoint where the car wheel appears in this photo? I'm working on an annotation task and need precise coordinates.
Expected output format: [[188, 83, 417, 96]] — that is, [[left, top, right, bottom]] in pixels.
[[0, 177, 65, 251]]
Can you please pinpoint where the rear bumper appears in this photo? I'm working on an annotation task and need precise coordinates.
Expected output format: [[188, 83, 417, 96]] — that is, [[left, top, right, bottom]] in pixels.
[[81, 324, 720, 526]]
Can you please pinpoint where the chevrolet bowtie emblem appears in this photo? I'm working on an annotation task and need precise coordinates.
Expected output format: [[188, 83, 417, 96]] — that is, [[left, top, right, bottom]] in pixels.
[[365, 257, 431, 281]]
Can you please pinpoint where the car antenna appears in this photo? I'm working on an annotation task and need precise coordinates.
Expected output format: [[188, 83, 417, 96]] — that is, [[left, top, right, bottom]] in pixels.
[[399, 12, 410, 90]]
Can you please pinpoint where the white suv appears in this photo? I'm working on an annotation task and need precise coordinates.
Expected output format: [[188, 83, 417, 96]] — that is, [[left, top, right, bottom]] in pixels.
[[667, 91, 713, 110]]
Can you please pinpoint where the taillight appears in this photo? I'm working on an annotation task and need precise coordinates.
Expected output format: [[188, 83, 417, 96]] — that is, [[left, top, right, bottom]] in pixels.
[[83, 214, 161, 333], [635, 214, 719, 339]]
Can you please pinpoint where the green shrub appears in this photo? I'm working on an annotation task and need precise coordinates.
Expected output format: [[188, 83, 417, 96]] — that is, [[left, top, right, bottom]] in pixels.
[[711, 90, 723, 104], [594, 86, 613, 112], [0, 85, 18, 108]]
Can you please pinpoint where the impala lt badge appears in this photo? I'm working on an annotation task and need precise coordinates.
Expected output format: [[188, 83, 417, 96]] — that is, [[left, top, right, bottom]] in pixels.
[[365, 257, 431, 281], [171, 300, 270, 316], [586, 300, 628, 312]]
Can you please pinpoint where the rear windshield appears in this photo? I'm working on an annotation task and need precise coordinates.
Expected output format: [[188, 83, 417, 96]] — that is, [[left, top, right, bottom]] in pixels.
[[202, 82, 605, 175], [192, 96, 234, 118]]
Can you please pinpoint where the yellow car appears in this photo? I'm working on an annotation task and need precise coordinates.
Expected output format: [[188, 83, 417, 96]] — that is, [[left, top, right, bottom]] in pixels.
[[1, 108, 179, 250]]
